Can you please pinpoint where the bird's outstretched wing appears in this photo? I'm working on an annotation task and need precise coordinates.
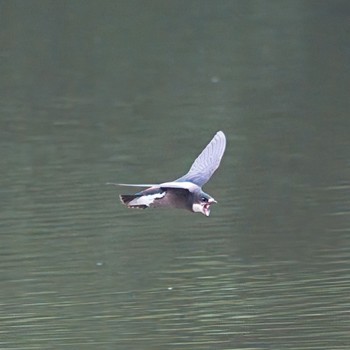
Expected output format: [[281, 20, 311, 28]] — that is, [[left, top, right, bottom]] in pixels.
[[106, 183, 158, 187], [106, 181, 199, 192], [175, 131, 226, 187]]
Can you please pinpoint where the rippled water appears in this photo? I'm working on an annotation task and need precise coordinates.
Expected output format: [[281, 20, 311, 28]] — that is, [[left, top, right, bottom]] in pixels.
[[1, 1, 350, 349]]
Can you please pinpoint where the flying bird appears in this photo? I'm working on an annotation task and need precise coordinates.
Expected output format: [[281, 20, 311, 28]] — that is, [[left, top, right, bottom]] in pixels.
[[109, 131, 226, 216]]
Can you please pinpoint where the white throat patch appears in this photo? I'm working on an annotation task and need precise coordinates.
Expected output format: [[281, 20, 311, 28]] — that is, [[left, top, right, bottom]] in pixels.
[[192, 203, 203, 213], [192, 203, 211, 216], [192, 203, 210, 216]]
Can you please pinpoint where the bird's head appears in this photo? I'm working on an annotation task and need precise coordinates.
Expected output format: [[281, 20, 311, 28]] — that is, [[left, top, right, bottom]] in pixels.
[[192, 191, 217, 217]]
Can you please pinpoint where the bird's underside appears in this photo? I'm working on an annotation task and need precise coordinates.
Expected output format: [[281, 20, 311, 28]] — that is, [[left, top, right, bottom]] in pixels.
[[120, 187, 193, 211]]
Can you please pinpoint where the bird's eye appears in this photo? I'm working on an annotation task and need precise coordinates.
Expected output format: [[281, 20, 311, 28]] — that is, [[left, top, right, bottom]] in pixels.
[[201, 197, 208, 202]]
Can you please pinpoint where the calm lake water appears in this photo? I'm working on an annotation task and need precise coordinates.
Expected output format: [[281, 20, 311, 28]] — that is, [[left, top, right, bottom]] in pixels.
[[1, 1, 350, 349]]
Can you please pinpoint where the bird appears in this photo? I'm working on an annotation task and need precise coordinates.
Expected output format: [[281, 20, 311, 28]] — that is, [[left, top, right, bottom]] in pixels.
[[108, 131, 226, 216]]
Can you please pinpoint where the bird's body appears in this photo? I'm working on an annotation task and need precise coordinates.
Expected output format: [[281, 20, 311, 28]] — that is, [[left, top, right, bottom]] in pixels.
[[110, 131, 226, 216], [120, 187, 193, 210]]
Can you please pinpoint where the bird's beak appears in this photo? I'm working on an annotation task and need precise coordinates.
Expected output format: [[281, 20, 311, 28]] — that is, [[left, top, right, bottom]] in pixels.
[[202, 198, 217, 217], [203, 205, 211, 217]]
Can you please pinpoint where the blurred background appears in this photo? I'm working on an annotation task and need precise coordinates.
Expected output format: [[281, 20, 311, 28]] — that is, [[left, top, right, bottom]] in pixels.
[[1, 1, 350, 349]]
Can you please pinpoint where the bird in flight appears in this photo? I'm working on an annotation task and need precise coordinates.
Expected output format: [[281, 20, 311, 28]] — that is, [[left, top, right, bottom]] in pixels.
[[109, 131, 226, 216]]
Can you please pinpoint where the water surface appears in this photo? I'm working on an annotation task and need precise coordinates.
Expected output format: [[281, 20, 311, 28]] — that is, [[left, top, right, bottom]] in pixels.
[[1, 1, 350, 349]]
